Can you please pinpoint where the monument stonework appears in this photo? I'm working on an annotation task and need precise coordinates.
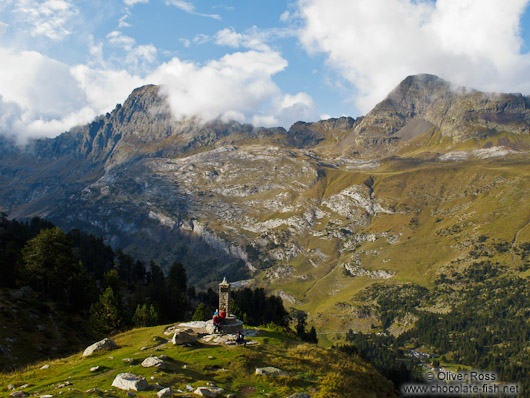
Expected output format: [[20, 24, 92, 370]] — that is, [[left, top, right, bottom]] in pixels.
[[219, 277, 230, 314], [207, 277, 243, 334]]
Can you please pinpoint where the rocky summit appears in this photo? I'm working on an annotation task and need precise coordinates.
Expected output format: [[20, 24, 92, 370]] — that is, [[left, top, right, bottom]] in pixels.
[[1, 74, 530, 332]]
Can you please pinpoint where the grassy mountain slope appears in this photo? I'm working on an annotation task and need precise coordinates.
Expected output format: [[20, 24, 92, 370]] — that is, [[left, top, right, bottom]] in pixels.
[[0, 325, 397, 398], [1, 74, 530, 337]]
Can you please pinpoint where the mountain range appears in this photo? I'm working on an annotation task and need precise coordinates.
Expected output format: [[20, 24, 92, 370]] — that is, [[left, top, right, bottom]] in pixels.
[[1, 73, 530, 335]]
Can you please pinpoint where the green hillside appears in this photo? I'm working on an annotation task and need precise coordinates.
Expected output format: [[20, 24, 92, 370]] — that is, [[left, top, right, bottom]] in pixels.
[[0, 325, 397, 398]]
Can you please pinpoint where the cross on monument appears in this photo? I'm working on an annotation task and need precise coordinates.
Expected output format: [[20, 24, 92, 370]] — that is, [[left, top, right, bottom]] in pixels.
[[219, 277, 230, 315]]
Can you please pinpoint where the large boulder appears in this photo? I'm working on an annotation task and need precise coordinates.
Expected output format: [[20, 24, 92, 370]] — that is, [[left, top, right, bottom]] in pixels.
[[193, 386, 225, 397], [83, 338, 118, 357], [255, 366, 288, 377], [172, 331, 198, 345], [141, 356, 165, 368], [111, 373, 148, 391]]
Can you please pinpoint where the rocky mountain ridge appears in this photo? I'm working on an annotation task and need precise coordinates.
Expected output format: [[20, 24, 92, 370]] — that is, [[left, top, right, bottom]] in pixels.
[[1, 74, 530, 334]]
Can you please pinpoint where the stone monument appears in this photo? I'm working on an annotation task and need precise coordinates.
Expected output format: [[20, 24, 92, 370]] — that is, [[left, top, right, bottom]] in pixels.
[[208, 277, 243, 334], [219, 277, 230, 315]]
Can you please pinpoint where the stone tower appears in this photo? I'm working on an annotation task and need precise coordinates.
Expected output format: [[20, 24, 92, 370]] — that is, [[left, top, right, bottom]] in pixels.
[[219, 277, 230, 315]]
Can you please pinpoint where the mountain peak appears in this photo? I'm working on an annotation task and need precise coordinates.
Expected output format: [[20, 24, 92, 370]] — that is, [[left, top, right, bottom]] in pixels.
[[344, 74, 530, 149]]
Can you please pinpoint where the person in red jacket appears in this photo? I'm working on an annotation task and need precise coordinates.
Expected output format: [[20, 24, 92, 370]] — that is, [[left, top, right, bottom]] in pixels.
[[213, 313, 221, 333]]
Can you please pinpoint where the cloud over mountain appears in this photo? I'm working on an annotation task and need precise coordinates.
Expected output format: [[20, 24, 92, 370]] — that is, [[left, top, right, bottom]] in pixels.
[[297, 0, 530, 113]]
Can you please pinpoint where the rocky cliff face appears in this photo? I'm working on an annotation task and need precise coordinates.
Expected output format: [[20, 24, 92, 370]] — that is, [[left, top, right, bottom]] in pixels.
[[343, 74, 530, 153], [1, 74, 530, 331]]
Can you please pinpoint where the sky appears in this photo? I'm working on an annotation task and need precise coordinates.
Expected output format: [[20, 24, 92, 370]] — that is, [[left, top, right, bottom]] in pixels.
[[1, 0, 530, 142]]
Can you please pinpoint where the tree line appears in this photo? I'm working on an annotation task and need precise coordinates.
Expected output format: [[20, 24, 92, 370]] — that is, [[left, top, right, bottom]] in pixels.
[[0, 214, 311, 343]]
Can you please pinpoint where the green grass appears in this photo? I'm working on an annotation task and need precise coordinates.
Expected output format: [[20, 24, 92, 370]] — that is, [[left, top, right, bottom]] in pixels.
[[0, 325, 397, 398]]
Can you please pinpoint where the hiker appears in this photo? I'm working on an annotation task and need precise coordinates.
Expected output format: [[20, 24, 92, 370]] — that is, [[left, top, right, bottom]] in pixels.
[[235, 331, 246, 346], [213, 310, 221, 333], [219, 308, 226, 323]]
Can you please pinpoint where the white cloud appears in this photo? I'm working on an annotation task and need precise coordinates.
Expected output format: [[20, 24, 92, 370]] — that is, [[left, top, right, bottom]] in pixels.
[[297, 0, 530, 113], [149, 50, 286, 122], [148, 48, 318, 127], [118, 13, 132, 28], [0, 42, 319, 142], [106, 31, 158, 73], [70, 65, 145, 112], [0, 21, 7, 34], [193, 33, 210, 45], [253, 92, 319, 127], [280, 10, 290, 22], [107, 30, 136, 50], [0, 47, 145, 142], [124, 0, 149, 5], [14, 0, 78, 40], [165, 0, 221, 20], [179, 38, 191, 47], [214, 26, 295, 52]]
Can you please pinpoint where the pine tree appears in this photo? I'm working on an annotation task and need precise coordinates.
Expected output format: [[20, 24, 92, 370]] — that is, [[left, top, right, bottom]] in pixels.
[[192, 303, 208, 321], [20, 227, 78, 299], [89, 287, 124, 339], [132, 303, 159, 327]]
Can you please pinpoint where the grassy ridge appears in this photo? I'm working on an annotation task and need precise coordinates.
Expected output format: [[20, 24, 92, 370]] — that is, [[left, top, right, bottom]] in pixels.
[[0, 325, 397, 398]]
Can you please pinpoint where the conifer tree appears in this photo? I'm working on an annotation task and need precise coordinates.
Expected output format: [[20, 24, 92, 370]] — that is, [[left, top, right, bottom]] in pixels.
[[89, 287, 124, 338]]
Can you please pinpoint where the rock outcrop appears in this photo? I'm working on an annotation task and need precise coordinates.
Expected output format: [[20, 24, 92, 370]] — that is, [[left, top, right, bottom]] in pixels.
[[82, 338, 118, 357], [255, 366, 288, 377], [111, 373, 148, 391]]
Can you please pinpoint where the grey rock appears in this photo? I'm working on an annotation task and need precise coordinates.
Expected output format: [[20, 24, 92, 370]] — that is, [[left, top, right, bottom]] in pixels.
[[172, 331, 198, 345], [89, 366, 100, 372], [286, 393, 312, 398], [141, 356, 165, 368], [82, 338, 118, 357], [40, 364, 50, 369], [193, 386, 225, 397], [111, 373, 148, 391], [255, 366, 288, 377], [122, 357, 135, 364]]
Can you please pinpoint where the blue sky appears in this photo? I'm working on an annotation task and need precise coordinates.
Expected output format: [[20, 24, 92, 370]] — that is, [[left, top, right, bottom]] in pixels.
[[1, 0, 530, 141]]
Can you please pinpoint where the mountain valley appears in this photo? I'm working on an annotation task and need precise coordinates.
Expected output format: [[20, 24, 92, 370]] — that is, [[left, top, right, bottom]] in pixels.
[[1, 74, 530, 340]]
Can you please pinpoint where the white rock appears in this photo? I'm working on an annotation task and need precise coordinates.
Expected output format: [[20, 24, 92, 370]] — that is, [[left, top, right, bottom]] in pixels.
[[141, 356, 165, 368], [82, 338, 118, 357], [40, 364, 50, 370], [255, 366, 288, 377], [111, 373, 148, 391], [157, 387, 174, 397], [193, 386, 225, 397], [172, 331, 198, 345], [90, 366, 100, 372]]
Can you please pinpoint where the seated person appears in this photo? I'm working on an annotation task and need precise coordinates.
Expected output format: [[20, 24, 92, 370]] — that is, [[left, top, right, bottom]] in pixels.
[[235, 331, 246, 346]]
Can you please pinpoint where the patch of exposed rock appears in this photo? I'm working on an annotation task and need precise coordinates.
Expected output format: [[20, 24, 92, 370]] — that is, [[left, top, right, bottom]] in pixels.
[[111, 373, 148, 392], [83, 338, 118, 357]]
